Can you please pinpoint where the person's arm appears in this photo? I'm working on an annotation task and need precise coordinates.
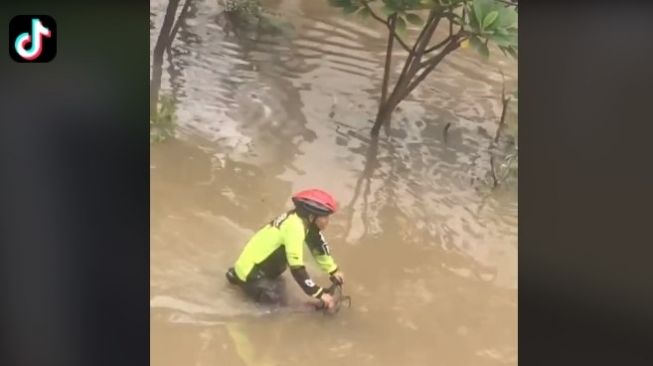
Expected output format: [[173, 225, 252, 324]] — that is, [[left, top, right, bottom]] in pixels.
[[306, 230, 343, 283], [283, 219, 325, 298]]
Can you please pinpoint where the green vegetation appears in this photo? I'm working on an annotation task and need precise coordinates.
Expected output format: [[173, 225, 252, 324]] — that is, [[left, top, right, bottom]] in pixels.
[[327, 0, 518, 137], [150, 94, 177, 143]]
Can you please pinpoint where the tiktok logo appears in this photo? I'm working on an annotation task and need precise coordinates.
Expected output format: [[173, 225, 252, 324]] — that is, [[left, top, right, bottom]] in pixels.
[[9, 15, 57, 63]]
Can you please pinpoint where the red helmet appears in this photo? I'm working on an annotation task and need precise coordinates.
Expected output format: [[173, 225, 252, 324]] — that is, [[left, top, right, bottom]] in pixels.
[[292, 189, 338, 216]]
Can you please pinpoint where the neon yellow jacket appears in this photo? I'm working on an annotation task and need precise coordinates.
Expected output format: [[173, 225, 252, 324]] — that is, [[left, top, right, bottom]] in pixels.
[[233, 211, 338, 297]]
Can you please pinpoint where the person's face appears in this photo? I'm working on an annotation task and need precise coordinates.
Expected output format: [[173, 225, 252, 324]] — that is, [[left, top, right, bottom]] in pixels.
[[314, 215, 330, 230]]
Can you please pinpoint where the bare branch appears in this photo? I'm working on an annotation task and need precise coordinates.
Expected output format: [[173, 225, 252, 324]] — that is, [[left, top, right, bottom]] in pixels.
[[379, 14, 396, 106], [424, 35, 452, 54], [391, 30, 412, 53], [461, 5, 467, 29], [362, 1, 412, 53], [490, 156, 499, 188], [419, 30, 465, 69], [410, 11, 438, 53], [361, 1, 388, 26], [488, 69, 514, 188], [401, 13, 440, 80], [493, 70, 512, 143], [382, 14, 437, 112], [402, 38, 461, 100], [380, 11, 438, 120]]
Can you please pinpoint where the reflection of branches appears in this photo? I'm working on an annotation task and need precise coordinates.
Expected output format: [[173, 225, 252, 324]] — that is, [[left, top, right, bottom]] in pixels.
[[344, 138, 380, 240], [151, 0, 180, 117], [489, 70, 513, 189], [166, 0, 197, 103], [168, 0, 193, 52], [151, 0, 194, 117]]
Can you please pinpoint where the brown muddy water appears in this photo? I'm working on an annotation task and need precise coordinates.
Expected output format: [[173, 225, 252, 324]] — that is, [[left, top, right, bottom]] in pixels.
[[150, 1, 518, 365]]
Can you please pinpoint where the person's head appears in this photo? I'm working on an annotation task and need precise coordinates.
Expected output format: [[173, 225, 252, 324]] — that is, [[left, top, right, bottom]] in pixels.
[[291, 189, 337, 231]]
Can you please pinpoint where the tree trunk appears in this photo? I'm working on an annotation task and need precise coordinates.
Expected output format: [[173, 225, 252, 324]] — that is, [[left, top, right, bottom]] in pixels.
[[371, 95, 401, 138], [379, 15, 396, 107], [150, 0, 180, 118]]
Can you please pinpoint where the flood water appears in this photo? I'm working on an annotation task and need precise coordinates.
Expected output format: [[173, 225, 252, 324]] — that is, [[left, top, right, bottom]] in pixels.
[[150, 1, 518, 365]]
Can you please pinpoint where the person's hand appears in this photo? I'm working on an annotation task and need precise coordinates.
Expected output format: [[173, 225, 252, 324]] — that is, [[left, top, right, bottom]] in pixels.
[[330, 270, 345, 285], [319, 292, 336, 311]]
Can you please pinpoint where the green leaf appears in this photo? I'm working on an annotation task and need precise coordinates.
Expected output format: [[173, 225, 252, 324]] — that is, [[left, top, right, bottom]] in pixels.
[[382, 4, 398, 16], [418, 0, 437, 10], [472, 0, 494, 28], [488, 31, 516, 47], [482, 10, 498, 30], [395, 16, 407, 34], [405, 13, 424, 26], [469, 35, 489, 59], [495, 6, 518, 30], [495, 27, 509, 36]]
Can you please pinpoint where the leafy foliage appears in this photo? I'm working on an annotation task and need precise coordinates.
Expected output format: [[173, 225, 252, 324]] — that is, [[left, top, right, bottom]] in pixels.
[[468, 0, 517, 59], [327, 0, 517, 60], [150, 94, 177, 143], [327, 0, 517, 137]]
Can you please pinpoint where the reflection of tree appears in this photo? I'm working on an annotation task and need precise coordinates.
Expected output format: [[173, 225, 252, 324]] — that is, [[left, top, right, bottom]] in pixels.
[[344, 137, 379, 239], [151, 0, 193, 117], [166, 0, 199, 102], [489, 72, 514, 189], [153, 0, 313, 179]]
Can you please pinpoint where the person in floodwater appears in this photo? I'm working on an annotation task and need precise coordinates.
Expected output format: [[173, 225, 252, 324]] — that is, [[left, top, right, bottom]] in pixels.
[[225, 189, 345, 311]]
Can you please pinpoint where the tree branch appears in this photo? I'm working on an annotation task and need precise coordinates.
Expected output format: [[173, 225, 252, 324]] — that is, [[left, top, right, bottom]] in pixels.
[[381, 11, 439, 118], [424, 35, 452, 54], [419, 31, 465, 69], [362, 1, 411, 53], [493, 70, 512, 143], [379, 12, 437, 118], [391, 29, 412, 53], [361, 1, 387, 25], [379, 14, 396, 106], [401, 38, 461, 100], [489, 70, 513, 188], [397, 12, 439, 86]]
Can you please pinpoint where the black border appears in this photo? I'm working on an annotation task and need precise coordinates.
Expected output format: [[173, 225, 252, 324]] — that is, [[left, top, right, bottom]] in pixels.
[[521, 2, 653, 365], [1, 2, 150, 366]]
